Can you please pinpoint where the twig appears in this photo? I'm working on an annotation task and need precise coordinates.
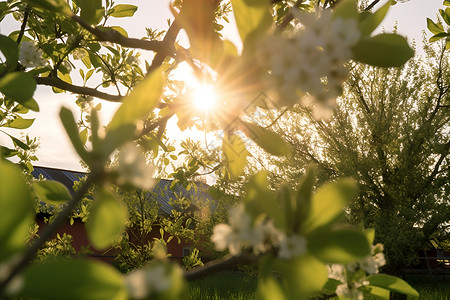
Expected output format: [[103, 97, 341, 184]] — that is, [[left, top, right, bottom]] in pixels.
[[0, 172, 99, 295], [364, 0, 381, 11], [35, 76, 122, 102], [16, 6, 31, 45]]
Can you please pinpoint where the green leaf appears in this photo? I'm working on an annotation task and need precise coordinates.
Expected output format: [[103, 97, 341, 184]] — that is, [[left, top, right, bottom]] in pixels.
[[367, 274, 419, 297], [333, 0, 358, 20], [74, 0, 104, 25], [80, 128, 88, 145], [427, 18, 445, 35], [303, 178, 357, 233], [363, 285, 390, 300], [257, 276, 285, 300], [231, 0, 272, 49], [60, 107, 90, 163], [308, 229, 371, 264], [359, 0, 390, 37], [8, 134, 30, 150], [33, 181, 72, 205], [107, 68, 163, 132], [110, 26, 128, 37], [243, 122, 290, 156], [352, 34, 414, 67], [18, 259, 127, 300], [0, 146, 20, 158], [445, 0, 450, 6], [86, 187, 127, 250], [439, 8, 450, 26], [0, 159, 34, 261], [222, 133, 248, 178], [281, 254, 328, 297], [24, 0, 72, 15], [365, 228, 375, 244], [0, 72, 36, 104], [6, 117, 34, 129], [0, 34, 18, 72], [21, 97, 39, 112], [429, 32, 448, 42], [102, 123, 136, 158], [109, 4, 137, 18]]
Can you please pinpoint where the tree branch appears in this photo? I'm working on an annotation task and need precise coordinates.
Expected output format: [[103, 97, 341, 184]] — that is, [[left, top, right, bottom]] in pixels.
[[364, 0, 381, 11], [16, 6, 31, 45], [35, 76, 122, 102], [70, 15, 168, 54]]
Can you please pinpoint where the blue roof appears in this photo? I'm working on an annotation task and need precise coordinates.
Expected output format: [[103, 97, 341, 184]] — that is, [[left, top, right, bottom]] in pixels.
[[32, 166, 215, 215]]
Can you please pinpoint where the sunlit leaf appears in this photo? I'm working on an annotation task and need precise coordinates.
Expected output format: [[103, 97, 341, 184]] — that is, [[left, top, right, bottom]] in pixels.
[[24, 0, 72, 15], [257, 276, 285, 300], [109, 4, 137, 18], [429, 32, 448, 42], [0, 159, 34, 261], [231, 0, 272, 49], [80, 128, 88, 145], [86, 187, 127, 250], [439, 8, 450, 26], [308, 229, 371, 264], [6, 117, 34, 129], [110, 26, 128, 37], [333, 0, 358, 20], [18, 259, 127, 300], [363, 285, 390, 300], [74, 0, 103, 25], [33, 180, 72, 205], [427, 18, 445, 35], [243, 122, 290, 156], [365, 228, 375, 244], [0, 72, 36, 105], [222, 133, 248, 178], [303, 178, 357, 232], [352, 34, 414, 67], [60, 107, 90, 163], [367, 274, 419, 297]]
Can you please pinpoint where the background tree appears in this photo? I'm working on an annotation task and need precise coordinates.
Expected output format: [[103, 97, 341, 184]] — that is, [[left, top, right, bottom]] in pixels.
[[272, 41, 450, 275]]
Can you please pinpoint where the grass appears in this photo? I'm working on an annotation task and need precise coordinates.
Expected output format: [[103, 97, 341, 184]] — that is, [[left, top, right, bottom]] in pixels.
[[188, 272, 450, 300]]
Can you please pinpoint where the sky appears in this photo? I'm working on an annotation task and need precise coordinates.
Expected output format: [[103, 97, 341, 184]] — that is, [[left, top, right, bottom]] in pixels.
[[0, 0, 445, 171]]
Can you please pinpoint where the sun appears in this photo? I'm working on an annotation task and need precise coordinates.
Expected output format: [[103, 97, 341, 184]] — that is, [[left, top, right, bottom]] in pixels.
[[191, 83, 218, 113]]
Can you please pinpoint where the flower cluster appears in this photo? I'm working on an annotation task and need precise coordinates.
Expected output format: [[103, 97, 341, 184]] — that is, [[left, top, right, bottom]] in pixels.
[[211, 204, 307, 259], [256, 10, 361, 117], [18, 41, 48, 69], [124, 264, 174, 299], [327, 243, 386, 300], [116, 143, 155, 190]]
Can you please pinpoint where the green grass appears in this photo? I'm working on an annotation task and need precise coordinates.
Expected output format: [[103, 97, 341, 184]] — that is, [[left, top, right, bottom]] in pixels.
[[188, 272, 450, 300]]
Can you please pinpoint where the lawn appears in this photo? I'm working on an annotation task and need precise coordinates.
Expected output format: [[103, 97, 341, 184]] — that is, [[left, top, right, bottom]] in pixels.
[[188, 272, 449, 299]]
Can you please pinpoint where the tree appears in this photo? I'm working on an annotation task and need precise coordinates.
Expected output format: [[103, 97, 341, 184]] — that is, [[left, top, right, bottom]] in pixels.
[[0, 0, 421, 299], [272, 41, 449, 275]]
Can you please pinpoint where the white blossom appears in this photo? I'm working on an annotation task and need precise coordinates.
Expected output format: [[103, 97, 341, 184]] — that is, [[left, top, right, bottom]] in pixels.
[[18, 41, 47, 68], [327, 264, 346, 282], [211, 204, 282, 255], [256, 10, 361, 116], [336, 284, 363, 300], [116, 143, 155, 190], [125, 265, 172, 299], [278, 234, 307, 260]]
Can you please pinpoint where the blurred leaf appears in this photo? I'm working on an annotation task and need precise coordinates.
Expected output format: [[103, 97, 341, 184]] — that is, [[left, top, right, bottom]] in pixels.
[[222, 133, 248, 178], [0, 34, 18, 72], [365, 228, 375, 244], [102, 124, 136, 158], [107, 68, 163, 132], [87, 187, 127, 250], [0, 146, 19, 158], [33, 180, 72, 205], [74, 0, 103, 25], [0, 159, 34, 261], [303, 178, 357, 233], [18, 259, 127, 300], [21, 97, 39, 112], [439, 8, 450, 26], [333, 0, 358, 20], [367, 274, 419, 297], [243, 122, 290, 156], [231, 0, 272, 50], [359, 0, 390, 36], [6, 117, 34, 129], [308, 229, 371, 264], [60, 107, 90, 163], [109, 4, 137, 18], [80, 128, 88, 145], [427, 18, 444, 34], [0, 72, 36, 104], [257, 276, 285, 300], [24, 0, 72, 14], [352, 34, 414, 67]]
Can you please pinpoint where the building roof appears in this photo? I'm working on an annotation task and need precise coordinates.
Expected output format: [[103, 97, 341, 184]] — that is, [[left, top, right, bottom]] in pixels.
[[31, 166, 215, 215]]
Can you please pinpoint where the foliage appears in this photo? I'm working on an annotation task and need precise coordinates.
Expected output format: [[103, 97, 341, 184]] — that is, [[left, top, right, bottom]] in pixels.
[[0, 0, 421, 299]]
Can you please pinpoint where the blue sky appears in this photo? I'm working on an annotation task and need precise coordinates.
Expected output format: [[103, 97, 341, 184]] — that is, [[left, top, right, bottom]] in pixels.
[[0, 0, 445, 171]]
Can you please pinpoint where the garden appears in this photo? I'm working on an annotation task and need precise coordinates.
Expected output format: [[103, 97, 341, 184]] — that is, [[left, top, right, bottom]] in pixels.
[[0, 0, 449, 299]]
